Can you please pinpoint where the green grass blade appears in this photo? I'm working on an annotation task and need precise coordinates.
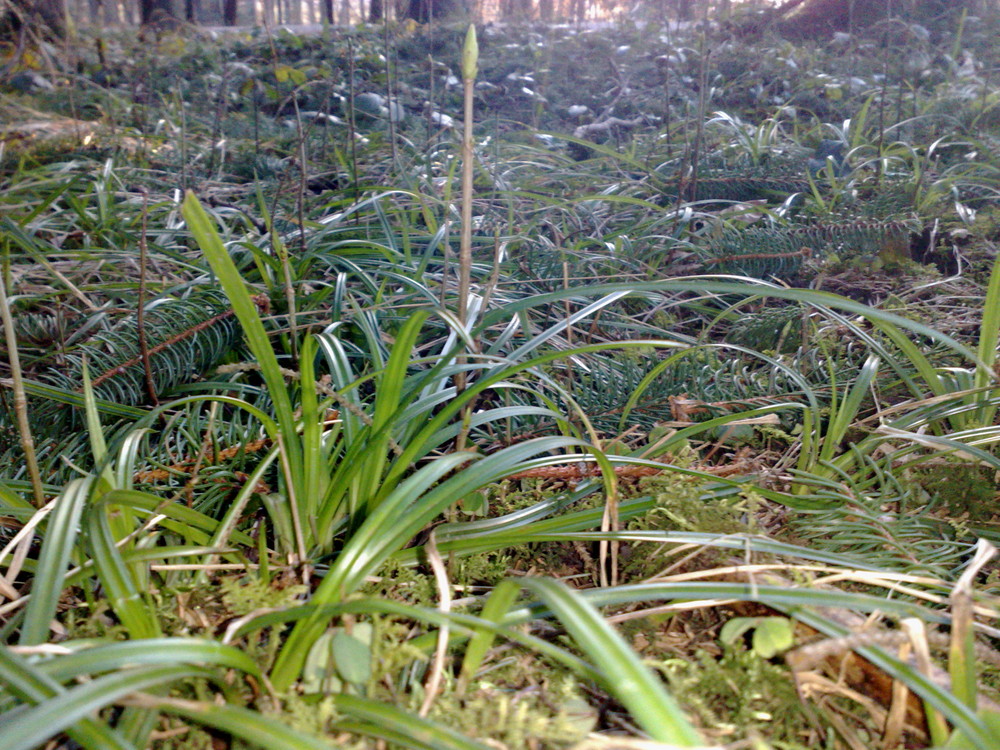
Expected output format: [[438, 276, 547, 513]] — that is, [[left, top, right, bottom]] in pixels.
[[0, 646, 136, 750], [457, 579, 520, 693], [181, 191, 303, 499], [34, 639, 262, 681], [334, 694, 494, 750], [520, 578, 703, 746], [86, 500, 162, 639], [126, 696, 342, 750], [19, 478, 92, 645], [18, 380, 147, 419], [974, 250, 1000, 422], [0, 663, 211, 750], [819, 353, 879, 464]]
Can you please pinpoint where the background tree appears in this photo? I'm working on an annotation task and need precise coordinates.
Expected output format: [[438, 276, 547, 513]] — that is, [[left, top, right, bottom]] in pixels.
[[774, 0, 982, 39], [139, 0, 180, 25], [404, 0, 458, 23], [1, 0, 66, 38]]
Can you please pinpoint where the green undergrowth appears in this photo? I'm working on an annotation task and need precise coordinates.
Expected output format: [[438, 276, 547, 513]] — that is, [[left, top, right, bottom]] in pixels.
[[4, 10, 1000, 750]]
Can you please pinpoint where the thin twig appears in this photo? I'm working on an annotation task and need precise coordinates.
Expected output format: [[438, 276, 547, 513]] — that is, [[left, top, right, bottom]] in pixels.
[[419, 531, 451, 718], [136, 188, 158, 405], [0, 277, 45, 507]]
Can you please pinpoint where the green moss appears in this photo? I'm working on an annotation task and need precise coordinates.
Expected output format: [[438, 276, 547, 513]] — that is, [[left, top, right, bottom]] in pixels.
[[426, 675, 595, 749], [362, 558, 437, 606], [910, 461, 999, 522], [634, 473, 755, 536], [220, 575, 308, 615], [619, 474, 757, 580], [655, 646, 814, 748], [61, 600, 128, 641]]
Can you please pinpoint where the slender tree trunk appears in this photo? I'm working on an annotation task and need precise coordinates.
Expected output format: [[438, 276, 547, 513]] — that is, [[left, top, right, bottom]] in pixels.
[[369, 0, 382, 20], [223, 0, 237, 24]]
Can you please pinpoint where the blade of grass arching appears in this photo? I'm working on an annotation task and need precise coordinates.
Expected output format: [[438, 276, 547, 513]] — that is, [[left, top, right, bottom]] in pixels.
[[872, 427, 1000, 470], [503, 291, 632, 362], [0, 664, 215, 750], [868, 318, 954, 398], [334, 694, 494, 750], [334, 437, 599, 598], [456, 579, 520, 695], [128, 696, 341, 750], [313, 332, 363, 437], [19, 379, 147, 419], [100, 488, 253, 547], [520, 578, 703, 746], [645, 402, 808, 458], [555, 133, 654, 172], [35, 639, 262, 682], [181, 191, 304, 505], [18, 477, 93, 645], [405, 528, 901, 573], [503, 581, 948, 628], [480, 281, 979, 363], [112, 429, 152, 492], [380, 339, 689, 493], [86, 498, 162, 639], [0, 647, 136, 750], [55, 546, 235, 593]]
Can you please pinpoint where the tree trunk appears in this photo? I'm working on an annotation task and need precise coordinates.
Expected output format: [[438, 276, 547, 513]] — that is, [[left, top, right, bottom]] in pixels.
[[369, 0, 382, 21], [405, 0, 456, 22], [140, 0, 181, 26], [223, 0, 238, 25], [2, 0, 67, 38]]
